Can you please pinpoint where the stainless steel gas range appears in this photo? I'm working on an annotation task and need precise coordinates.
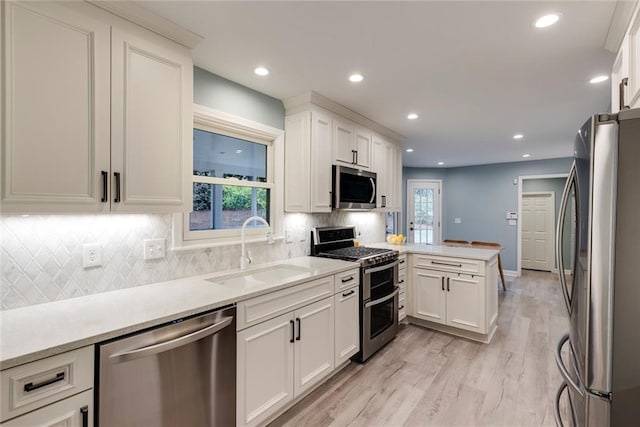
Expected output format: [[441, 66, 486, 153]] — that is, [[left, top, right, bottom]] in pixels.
[[311, 226, 399, 362]]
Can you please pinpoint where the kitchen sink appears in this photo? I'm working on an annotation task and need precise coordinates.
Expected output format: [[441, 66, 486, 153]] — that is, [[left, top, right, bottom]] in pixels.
[[206, 264, 313, 289]]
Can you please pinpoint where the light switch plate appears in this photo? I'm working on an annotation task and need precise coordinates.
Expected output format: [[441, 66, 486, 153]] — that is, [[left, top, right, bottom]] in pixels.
[[454, 217, 462, 224], [285, 229, 293, 244], [144, 238, 166, 260], [82, 243, 102, 268]]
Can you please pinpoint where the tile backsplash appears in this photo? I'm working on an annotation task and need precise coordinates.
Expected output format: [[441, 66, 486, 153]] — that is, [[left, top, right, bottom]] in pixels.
[[0, 211, 385, 310]]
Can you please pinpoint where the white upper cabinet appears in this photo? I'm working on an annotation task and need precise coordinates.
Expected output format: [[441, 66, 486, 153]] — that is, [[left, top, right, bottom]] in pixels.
[[353, 127, 371, 169], [372, 135, 402, 211], [0, 1, 192, 214], [333, 118, 356, 166], [284, 110, 332, 213], [612, 2, 640, 111], [1, 1, 111, 212], [111, 25, 192, 213]]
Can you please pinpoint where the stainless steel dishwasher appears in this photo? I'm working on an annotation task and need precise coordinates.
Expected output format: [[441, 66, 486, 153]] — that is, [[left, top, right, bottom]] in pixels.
[[97, 305, 236, 427]]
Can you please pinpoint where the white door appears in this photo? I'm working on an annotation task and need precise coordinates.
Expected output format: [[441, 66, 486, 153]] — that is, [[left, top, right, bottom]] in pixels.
[[294, 297, 335, 397], [446, 274, 485, 333], [111, 25, 192, 213], [334, 286, 360, 366], [237, 312, 294, 427], [521, 193, 555, 271], [310, 111, 333, 212], [412, 269, 446, 324], [407, 180, 442, 244], [1, 1, 111, 213]]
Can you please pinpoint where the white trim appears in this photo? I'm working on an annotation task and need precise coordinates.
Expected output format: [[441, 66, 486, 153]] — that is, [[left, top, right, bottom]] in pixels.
[[87, 0, 204, 49], [517, 173, 568, 276], [172, 104, 285, 249], [503, 270, 520, 278], [604, 0, 640, 53], [406, 179, 442, 244]]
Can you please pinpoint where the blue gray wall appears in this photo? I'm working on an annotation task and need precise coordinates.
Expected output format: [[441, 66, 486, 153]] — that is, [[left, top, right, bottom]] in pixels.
[[194, 67, 285, 129], [403, 158, 573, 271]]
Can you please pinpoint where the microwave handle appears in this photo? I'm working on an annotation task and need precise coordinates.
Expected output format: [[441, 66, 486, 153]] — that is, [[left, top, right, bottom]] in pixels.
[[369, 178, 376, 204]]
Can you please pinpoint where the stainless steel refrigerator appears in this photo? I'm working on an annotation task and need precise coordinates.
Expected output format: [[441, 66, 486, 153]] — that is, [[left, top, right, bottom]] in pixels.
[[554, 108, 640, 426]]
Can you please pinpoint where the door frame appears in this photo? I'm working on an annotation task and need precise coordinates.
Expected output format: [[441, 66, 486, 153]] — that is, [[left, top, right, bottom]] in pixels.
[[406, 179, 442, 244], [517, 173, 568, 276], [521, 191, 556, 272]]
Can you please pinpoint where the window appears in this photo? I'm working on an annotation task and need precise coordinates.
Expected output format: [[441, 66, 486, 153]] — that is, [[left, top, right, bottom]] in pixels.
[[173, 105, 284, 247]]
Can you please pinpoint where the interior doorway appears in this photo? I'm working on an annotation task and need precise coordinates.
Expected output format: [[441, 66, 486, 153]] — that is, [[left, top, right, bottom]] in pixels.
[[407, 180, 442, 244], [521, 192, 555, 271], [517, 174, 569, 275]]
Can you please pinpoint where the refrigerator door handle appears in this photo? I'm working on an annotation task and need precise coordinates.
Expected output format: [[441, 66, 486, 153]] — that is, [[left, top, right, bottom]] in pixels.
[[553, 382, 578, 427], [556, 162, 576, 314], [555, 333, 584, 398]]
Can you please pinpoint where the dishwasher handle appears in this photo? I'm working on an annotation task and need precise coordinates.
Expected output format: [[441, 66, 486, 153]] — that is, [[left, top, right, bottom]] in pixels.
[[109, 315, 233, 364]]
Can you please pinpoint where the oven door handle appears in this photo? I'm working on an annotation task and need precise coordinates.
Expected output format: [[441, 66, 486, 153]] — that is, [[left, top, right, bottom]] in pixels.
[[365, 287, 399, 308], [364, 260, 398, 275]]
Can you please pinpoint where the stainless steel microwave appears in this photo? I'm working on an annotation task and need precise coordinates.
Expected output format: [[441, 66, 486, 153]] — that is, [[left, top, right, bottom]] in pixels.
[[332, 165, 376, 210]]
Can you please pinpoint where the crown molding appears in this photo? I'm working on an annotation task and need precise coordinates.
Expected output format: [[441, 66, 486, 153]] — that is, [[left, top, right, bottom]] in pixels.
[[283, 91, 405, 143], [87, 0, 203, 49], [604, 0, 639, 53]]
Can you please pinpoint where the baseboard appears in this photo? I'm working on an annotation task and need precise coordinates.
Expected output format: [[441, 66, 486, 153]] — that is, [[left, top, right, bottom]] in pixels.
[[504, 270, 520, 277]]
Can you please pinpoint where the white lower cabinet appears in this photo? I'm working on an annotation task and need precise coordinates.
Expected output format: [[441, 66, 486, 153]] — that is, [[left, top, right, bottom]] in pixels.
[[412, 268, 486, 334], [0, 390, 93, 427], [237, 296, 335, 427], [334, 286, 360, 366]]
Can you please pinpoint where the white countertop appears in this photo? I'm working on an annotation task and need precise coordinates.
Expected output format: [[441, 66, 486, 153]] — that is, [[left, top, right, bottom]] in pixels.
[[0, 256, 358, 370], [368, 242, 500, 261]]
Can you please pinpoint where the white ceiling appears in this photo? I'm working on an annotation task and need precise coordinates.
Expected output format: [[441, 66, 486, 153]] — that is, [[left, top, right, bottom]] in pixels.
[[137, 0, 617, 168]]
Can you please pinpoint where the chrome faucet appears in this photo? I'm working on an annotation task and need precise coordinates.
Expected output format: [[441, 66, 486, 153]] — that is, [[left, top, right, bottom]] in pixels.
[[240, 216, 272, 270]]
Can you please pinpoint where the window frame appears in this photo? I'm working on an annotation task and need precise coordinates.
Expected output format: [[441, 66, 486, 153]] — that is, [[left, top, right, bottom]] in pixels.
[[172, 104, 284, 249]]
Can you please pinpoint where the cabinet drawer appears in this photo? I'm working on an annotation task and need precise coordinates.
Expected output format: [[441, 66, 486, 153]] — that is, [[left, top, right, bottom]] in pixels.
[[398, 255, 407, 270], [1, 346, 94, 422], [237, 276, 335, 330], [335, 268, 360, 293], [1, 389, 93, 427], [398, 292, 407, 321], [413, 255, 484, 276], [398, 269, 407, 293]]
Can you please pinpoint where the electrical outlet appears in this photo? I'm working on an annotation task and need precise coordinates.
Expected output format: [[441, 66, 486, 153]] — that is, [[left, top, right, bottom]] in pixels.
[[285, 229, 293, 244], [144, 238, 166, 260], [82, 243, 102, 268], [454, 217, 462, 224]]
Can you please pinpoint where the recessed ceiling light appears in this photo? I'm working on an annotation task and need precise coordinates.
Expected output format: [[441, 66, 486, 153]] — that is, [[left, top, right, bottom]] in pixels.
[[349, 73, 364, 83], [406, 148, 414, 153], [534, 13, 560, 28], [437, 162, 445, 166], [254, 67, 269, 76], [522, 154, 531, 158], [407, 113, 418, 120], [235, 149, 243, 154], [589, 75, 609, 84], [513, 134, 524, 140]]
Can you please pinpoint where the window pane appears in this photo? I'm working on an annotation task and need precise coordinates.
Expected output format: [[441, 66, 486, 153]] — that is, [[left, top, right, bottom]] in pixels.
[[190, 183, 270, 231], [193, 129, 267, 182]]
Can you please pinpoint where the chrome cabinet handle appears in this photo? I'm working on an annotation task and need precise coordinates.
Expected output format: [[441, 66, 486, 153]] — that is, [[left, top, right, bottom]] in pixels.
[[620, 77, 629, 111], [556, 162, 577, 314], [432, 260, 462, 267], [365, 288, 399, 308], [110, 316, 233, 363], [24, 372, 65, 392]]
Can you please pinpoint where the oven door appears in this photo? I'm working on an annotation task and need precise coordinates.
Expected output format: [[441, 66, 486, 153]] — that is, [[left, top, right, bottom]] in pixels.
[[362, 287, 399, 361]]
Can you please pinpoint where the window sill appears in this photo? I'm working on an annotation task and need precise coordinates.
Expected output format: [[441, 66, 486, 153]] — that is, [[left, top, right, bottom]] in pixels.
[[171, 235, 285, 252]]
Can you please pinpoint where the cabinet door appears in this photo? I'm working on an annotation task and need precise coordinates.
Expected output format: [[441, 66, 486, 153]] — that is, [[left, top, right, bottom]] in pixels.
[[334, 286, 360, 366], [412, 268, 446, 324], [611, 36, 630, 113], [354, 128, 371, 169], [372, 136, 387, 208], [310, 111, 333, 212], [1, 1, 110, 213], [294, 297, 335, 397], [237, 312, 295, 427], [1, 389, 93, 427], [446, 274, 486, 333], [384, 142, 397, 209], [333, 119, 355, 165], [111, 25, 192, 213], [284, 112, 311, 212], [629, 10, 640, 108]]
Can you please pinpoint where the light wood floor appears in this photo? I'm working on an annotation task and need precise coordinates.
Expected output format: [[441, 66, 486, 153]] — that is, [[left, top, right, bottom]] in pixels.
[[270, 270, 570, 427]]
